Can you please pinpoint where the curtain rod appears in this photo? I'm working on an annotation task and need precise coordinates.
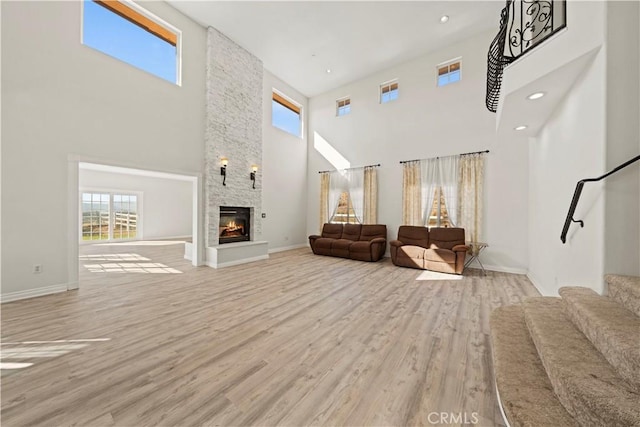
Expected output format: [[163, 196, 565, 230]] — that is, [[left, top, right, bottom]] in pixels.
[[399, 150, 489, 164], [318, 163, 381, 174]]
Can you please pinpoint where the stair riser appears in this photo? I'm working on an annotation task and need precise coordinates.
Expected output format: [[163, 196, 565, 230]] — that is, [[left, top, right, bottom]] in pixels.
[[561, 293, 640, 390], [524, 298, 640, 426], [605, 274, 640, 317]]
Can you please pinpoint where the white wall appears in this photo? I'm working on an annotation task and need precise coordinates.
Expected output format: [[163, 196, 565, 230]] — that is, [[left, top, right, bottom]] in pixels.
[[306, 29, 530, 273], [528, 51, 607, 295], [79, 169, 193, 240], [262, 70, 309, 251], [1, 1, 207, 297], [604, 0, 640, 278]]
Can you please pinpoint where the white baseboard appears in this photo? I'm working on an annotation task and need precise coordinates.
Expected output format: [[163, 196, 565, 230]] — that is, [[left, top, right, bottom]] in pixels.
[[268, 244, 308, 254], [1, 283, 70, 303], [480, 264, 528, 275], [526, 272, 553, 296], [206, 255, 269, 269]]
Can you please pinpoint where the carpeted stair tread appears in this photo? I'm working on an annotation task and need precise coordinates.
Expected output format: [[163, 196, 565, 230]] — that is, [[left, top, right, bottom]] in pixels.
[[490, 305, 577, 427], [606, 274, 640, 317], [523, 297, 640, 427], [560, 287, 640, 390]]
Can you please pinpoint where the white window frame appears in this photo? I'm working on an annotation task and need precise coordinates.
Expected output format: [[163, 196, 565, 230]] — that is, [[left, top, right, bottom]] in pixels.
[[379, 79, 399, 104], [436, 57, 462, 87], [336, 96, 351, 117], [79, 189, 143, 244], [80, 0, 183, 86]]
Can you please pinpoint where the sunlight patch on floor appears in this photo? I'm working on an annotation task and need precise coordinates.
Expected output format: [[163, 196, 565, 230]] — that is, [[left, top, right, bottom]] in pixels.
[[416, 270, 463, 281], [80, 254, 182, 274], [0, 338, 111, 370]]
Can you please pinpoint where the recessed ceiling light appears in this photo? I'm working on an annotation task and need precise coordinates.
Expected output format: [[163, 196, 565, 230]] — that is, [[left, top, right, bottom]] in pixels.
[[527, 91, 546, 100], [514, 125, 528, 131], [326, 69, 331, 74], [440, 15, 449, 23]]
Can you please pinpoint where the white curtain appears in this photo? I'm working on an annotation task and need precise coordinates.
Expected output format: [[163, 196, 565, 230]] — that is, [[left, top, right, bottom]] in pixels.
[[420, 158, 439, 225], [438, 155, 459, 227], [346, 169, 364, 224], [402, 162, 422, 225], [363, 167, 378, 224], [328, 171, 346, 222], [459, 153, 485, 246], [319, 172, 330, 229]]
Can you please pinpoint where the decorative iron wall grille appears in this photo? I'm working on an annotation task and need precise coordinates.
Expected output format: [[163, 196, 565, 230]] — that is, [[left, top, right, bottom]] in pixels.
[[486, 0, 567, 112]]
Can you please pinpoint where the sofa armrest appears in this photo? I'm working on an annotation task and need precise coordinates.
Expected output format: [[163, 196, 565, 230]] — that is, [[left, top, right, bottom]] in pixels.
[[309, 234, 321, 241], [369, 238, 387, 261], [453, 244, 470, 252], [390, 240, 404, 248]]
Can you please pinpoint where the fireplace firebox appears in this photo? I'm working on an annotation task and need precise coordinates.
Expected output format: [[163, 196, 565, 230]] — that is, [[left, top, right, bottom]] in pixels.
[[219, 206, 250, 244]]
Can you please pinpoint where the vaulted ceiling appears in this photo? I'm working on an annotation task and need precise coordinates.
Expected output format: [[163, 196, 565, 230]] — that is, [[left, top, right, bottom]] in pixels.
[[167, 1, 504, 97]]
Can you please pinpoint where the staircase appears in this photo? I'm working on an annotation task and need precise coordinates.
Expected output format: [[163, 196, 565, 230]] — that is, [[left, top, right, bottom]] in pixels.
[[490, 275, 640, 426]]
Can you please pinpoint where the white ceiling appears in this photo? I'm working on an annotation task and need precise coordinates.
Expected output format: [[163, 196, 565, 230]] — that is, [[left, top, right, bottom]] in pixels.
[[167, 1, 504, 97]]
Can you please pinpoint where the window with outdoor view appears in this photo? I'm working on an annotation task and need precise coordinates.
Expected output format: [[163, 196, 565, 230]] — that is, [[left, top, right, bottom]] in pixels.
[[427, 188, 452, 227], [336, 97, 351, 116], [82, 0, 180, 84], [380, 80, 399, 103], [82, 192, 138, 241], [272, 91, 302, 137], [331, 192, 359, 224], [437, 60, 461, 87]]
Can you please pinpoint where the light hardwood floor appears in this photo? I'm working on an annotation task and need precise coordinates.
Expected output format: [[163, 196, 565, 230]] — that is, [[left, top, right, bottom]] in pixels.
[[1, 242, 539, 426]]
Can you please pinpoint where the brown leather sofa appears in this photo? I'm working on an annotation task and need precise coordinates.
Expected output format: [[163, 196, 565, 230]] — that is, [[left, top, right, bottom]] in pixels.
[[390, 226, 469, 274], [309, 223, 387, 262]]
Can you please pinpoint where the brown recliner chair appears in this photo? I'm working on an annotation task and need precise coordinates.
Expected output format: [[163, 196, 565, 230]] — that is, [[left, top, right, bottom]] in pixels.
[[309, 223, 387, 262], [390, 226, 469, 274]]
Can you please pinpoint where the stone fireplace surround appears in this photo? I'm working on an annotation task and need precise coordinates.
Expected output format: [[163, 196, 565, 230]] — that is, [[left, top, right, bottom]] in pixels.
[[185, 26, 269, 269]]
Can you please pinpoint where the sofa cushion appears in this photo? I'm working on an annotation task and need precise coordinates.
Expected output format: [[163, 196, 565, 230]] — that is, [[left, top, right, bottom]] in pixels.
[[425, 260, 457, 274], [394, 246, 425, 269], [321, 223, 343, 239], [359, 224, 387, 241], [349, 241, 373, 261], [424, 248, 456, 264], [313, 237, 334, 256], [429, 227, 465, 250], [397, 226, 430, 248], [341, 224, 362, 241], [331, 239, 353, 258]]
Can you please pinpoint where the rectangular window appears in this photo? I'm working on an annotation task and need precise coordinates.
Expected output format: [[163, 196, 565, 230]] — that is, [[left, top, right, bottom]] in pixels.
[[336, 97, 351, 116], [113, 194, 138, 240], [81, 192, 139, 242], [380, 80, 399, 104], [427, 188, 451, 227], [437, 60, 461, 87], [82, 0, 180, 84], [82, 193, 111, 241], [331, 192, 360, 224], [272, 91, 302, 137]]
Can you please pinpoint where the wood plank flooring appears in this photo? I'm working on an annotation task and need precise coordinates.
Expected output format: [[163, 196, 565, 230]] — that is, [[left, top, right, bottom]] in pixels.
[[1, 241, 539, 426]]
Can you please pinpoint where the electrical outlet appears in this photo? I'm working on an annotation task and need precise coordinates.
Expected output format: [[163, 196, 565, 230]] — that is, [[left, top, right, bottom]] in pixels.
[[33, 264, 42, 274], [261, 213, 266, 218]]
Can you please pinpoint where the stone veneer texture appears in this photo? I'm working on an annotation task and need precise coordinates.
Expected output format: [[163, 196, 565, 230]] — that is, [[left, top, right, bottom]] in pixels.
[[205, 27, 263, 247]]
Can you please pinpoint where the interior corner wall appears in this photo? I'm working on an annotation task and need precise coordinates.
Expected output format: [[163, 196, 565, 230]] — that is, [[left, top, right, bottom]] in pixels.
[[1, 1, 206, 297], [604, 1, 640, 278], [528, 50, 607, 296], [79, 169, 193, 240], [306, 28, 529, 273], [262, 70, 309, 251], [205, 27, 263, 247]]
